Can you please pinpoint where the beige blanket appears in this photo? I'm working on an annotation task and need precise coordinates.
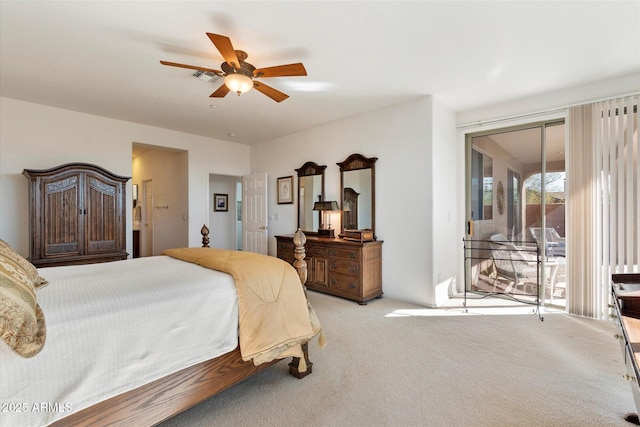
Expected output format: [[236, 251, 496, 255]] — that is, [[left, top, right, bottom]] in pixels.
[[162, 247, 322, 368]]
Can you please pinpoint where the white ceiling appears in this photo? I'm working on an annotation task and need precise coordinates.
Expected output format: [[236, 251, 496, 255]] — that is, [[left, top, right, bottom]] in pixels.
[[1, 1, 639, 145]]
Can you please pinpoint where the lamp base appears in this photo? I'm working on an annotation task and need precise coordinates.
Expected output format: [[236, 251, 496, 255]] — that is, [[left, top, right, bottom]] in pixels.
[[317, 228, 335, 238]]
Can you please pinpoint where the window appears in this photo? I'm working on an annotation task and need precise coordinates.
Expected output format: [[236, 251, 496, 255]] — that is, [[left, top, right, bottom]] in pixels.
[[471, 149, 493, 220]]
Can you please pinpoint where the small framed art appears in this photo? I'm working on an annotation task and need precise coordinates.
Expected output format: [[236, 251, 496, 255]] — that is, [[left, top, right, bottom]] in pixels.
[[277, 176, 293, 204], [214, 193, 228, 212]]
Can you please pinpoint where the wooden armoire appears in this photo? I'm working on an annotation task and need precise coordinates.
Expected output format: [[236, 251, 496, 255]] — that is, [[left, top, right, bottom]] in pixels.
[[23, 163, 130, 267]]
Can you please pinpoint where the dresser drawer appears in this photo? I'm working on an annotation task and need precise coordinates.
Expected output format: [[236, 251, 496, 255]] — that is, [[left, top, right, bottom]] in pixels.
[[277, 240, 295, 253], [329, 259, 360, 277], [328, 273, 361, 294], [308, 244, 328, 258], [277, 252, 295, 265], [328, 247, 359, 260], [614, 316, 626, 354]]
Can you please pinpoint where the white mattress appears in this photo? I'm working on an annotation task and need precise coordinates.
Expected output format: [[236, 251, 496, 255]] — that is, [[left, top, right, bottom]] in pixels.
[[0, 256, 239, 427]]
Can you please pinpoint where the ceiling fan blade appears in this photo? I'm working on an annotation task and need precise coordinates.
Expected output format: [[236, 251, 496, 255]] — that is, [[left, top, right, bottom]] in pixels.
[[207, 33, 241, 69], [253, 81, 289, 102], [253, 63, 307, 78], [160, 60, 222, 75], [210, 84, 230, 98]]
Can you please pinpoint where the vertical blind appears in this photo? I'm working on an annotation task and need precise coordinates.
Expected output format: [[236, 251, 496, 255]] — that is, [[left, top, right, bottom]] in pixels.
[[567, 95, 639, 318]]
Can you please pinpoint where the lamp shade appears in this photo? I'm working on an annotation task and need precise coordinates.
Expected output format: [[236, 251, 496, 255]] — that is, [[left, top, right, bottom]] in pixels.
[[224, 73, 254, 94], [313, 201, 340, 211]]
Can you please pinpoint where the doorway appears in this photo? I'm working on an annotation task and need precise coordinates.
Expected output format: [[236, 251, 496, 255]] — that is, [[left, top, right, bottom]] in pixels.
[[132, 143, 189, 256], [209, 174, 241, 250], [208, 173, 268, 254], [466, 120, 566, 308]]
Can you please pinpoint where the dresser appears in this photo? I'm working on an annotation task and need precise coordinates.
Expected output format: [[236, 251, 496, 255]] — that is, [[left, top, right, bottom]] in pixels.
[[23, 163, 130, 267], [611, 273, 640, 424], [276, 234, 382, 304]]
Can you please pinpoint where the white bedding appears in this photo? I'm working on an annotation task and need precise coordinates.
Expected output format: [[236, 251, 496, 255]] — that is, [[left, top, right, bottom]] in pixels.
[[0, 256, 239, 427]]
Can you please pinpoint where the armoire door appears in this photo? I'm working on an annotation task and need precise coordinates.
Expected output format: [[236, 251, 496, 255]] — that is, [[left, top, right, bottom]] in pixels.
[[84, 171, 123, 255], [41, 171, 82, 259]]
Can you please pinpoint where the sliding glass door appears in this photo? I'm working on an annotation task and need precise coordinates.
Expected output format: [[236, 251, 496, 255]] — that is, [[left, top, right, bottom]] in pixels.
[[466, 120, 566, 307]]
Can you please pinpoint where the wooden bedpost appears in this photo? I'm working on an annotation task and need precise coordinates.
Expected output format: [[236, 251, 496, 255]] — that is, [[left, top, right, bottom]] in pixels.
[[201, 224, 210, 247], [292, 228, 308, 286], [289, 228, 313, 379], [200, 224, 311, 378]]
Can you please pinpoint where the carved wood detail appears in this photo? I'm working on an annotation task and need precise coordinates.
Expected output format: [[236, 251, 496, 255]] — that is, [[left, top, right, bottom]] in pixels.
[[295, 161, 327, 177], [336, 153, 378, 172]]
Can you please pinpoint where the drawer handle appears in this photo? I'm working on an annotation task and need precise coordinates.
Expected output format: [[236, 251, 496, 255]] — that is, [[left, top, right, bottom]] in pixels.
[[330, 263, 337, 269], [329, 250, 337, 256], [329, 279, 336, 286], [624, 373, 637, 383], [610, 314, 618, 319], [349, 253, 356, 259], [349, 283, 356, 289], [608, 304, 615, 308], [349, 267, 357, 273], [614, 333, 623, 340]]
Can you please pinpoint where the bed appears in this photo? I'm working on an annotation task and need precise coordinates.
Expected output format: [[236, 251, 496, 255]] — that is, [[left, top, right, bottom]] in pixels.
[[0, 227, 321, 427]]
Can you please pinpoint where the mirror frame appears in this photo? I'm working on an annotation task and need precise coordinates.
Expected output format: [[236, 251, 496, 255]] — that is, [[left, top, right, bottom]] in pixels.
[[295, 161, 327, 233], [337, 153, 378, 238]]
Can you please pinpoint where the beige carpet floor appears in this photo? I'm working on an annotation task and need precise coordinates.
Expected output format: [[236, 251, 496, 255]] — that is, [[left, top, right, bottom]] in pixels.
[[160, 291, 635, 427]]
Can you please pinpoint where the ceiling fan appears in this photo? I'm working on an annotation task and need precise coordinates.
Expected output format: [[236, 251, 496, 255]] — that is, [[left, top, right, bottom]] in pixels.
[[160, 33, 307, 102]]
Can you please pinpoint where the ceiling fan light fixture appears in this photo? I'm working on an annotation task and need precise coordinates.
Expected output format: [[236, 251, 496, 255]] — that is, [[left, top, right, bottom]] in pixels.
[[161, 34, 305, 102], [224, 73, 253, 95]]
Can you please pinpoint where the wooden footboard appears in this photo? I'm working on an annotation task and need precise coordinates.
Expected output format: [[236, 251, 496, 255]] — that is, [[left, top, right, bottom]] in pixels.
[[51, 348, 279, 426], [52, 227, 312, 426]]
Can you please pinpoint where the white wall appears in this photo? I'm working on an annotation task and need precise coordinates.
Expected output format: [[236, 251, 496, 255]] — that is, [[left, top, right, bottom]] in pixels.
[[0, 97, 251, 256], [252, 96, 459, 306], [430, 97, 460, 305]]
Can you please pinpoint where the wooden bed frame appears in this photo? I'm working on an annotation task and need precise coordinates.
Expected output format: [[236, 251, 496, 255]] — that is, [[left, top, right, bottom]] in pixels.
[[51, 226, 312, 426]]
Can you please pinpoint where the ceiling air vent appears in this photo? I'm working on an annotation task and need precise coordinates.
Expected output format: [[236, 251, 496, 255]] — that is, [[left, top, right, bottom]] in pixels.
[[193, 71, 221, 84]]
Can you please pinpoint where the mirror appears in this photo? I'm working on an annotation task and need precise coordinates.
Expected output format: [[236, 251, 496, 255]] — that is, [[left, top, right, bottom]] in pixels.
[[338, 154, 377, 238], [296, 161, 326, 233]]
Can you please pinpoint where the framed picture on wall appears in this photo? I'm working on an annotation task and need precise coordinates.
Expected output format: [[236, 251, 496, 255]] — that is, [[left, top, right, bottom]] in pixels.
[[277, 176, 293, 204], [214, 193, 228, 212]]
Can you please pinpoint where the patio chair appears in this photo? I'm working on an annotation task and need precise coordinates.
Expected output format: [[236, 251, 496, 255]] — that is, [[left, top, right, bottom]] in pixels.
[[529, 227, 566, 257], [488, 234, 541, 294]]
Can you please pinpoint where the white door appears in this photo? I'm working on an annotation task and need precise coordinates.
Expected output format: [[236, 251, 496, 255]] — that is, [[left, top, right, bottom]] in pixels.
[[143, 179, 154, 257], [242, 173, 268, 254]]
